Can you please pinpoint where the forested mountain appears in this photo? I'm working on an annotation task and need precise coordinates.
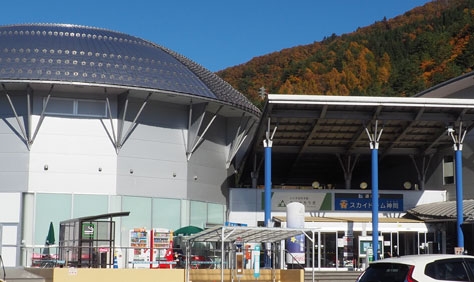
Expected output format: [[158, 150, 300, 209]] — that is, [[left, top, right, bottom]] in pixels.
[[217, 0, 474, 109]]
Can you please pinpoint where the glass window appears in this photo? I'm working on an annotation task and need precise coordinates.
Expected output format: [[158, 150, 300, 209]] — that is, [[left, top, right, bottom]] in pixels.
[[464, 259, 474, 278], [359, 263, 410, 282], [45, 97, 106, 117], [426, 259, 468, 281], [45, 97, 74, 115], [443, 155, 454, 185], [73, 194, 108, 218], [77, 100, 106, 117], [152, 198, 180, 230], [207, 203, 224, 225], [122, 197, 152, 230], [190, 201, 207, 227], [320, 232, 337, 268], [35, 193, 72, 245]]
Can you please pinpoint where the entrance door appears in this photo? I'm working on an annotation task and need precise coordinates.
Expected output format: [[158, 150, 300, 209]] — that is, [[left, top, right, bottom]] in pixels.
[[398, 232, 426, 256], [381, 231, 398, 258], [0, 223, 19, 266]]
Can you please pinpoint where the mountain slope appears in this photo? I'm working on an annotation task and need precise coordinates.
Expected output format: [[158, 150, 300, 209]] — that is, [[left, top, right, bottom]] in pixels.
[[217, 0, 474, 109]]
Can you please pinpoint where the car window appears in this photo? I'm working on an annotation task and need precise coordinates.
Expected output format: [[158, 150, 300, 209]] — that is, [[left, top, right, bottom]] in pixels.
[[358, 263, 409, 282], [465, 258, 474, 276], [425, 259, 469, 281]]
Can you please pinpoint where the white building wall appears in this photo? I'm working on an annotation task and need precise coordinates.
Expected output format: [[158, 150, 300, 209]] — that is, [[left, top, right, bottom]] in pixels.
[[187, 117, 229, 203], [0, 103, 30, 192], [0, 193, 21, 266], [116, 101, 189, 199], [28, 116, 117, 194], [117, 123, 189, 198]]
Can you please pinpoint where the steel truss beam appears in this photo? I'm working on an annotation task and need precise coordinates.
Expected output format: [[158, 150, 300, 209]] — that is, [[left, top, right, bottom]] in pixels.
[[2, 84, 54, 150]]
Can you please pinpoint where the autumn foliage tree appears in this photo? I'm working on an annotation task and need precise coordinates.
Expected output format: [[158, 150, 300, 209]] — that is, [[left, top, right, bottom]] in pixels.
[[217, 0, 474, 108]]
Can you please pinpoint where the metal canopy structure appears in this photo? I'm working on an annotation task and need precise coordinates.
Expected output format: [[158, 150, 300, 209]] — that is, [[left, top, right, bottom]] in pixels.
[[59, 211, 130, 268], [185, 225, 309, 244], [183, 226, 314, 282], [241, 94, 474, 187]]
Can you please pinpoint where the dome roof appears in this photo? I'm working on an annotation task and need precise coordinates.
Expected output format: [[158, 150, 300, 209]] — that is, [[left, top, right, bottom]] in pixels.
[[0, 23, 260, 115]]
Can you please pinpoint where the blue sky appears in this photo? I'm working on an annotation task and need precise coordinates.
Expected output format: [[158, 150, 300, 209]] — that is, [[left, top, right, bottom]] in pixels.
[[1, 0, 431, 72]]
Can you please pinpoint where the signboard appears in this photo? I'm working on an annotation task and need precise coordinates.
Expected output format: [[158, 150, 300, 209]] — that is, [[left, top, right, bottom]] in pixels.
[[236, 252, 243, 276], [225, 221, 248, 227], [261, 191, 332, 212], [335, 193, 403, 211], [235, 236, 243, 249], [82, 223, 95, 238], [253, 245, 260, 278], [359, 236, 383, 257]]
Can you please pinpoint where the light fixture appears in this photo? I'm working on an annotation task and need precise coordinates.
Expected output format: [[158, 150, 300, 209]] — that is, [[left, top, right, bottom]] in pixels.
[[130, 169, 134, 174], [447, 125, 454, 134], [44, 164, 48, 171], [312, 181, 320, 189], [172, 172, 176, 177], [360, 182, 368, 189], [403, 181, 412, 190], [193, 175, 198, 180]]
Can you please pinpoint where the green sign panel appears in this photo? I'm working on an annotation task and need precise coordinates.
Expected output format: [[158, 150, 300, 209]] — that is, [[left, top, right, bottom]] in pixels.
[[82, 223, 95, 238]]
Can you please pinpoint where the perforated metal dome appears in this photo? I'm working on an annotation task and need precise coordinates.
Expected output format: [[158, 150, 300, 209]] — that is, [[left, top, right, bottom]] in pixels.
[[0, 23, 260, 116]]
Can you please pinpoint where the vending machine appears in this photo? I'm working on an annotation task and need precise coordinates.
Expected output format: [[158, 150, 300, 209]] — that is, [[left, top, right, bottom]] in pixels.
[[128, 228, 149, 268], [128, 228, 174, 268], [150, 228, 174, 268]]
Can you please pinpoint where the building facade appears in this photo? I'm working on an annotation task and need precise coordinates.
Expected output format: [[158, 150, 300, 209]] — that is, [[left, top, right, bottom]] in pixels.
[[0, 23, 260, 267]]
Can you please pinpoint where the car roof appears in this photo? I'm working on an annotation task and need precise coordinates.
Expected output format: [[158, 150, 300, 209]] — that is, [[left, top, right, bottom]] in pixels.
[[371, 254, 474, 265]]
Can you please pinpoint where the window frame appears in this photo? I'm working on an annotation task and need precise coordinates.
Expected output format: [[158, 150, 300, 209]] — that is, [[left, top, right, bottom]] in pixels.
[[443, 155, 455, 185], [44, 97, 107, 118]]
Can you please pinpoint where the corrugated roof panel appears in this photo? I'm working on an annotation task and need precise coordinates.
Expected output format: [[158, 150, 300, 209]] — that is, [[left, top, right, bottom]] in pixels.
[[407, 200, 474, 221]]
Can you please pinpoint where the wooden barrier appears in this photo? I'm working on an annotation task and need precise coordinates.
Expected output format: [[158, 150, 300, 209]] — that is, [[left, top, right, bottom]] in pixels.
[[189, 269, 304, 282], [25, 267, 303, 282]]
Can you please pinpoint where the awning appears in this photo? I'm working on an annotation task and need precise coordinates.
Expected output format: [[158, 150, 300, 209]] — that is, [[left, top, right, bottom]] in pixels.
[[273, 216, 427, 233], [241, 94, 474, 186], [407, 200, 474, 222], [273, 216, 424, 224], [184, 225, 310, 244]]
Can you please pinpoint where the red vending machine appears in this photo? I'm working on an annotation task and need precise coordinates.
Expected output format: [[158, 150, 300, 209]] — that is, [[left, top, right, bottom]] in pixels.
[[150, 228, 174, 268]]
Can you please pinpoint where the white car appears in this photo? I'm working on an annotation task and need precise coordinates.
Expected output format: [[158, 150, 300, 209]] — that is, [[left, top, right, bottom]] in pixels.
[[356, 254, 474, 282]]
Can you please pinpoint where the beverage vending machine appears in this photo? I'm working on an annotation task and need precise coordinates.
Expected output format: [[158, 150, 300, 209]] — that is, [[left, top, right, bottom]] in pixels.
[[150, 228, 174, 268], [128, 228, 174, 268], [128, 228, 149, 268]]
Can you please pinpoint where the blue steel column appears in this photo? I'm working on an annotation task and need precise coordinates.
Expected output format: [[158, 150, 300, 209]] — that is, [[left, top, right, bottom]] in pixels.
[[365, 121, 382, 261], [455, 149, 464, 248], [371, 147, 379, 260], [263, 117, 276, 269], [264, 143, 272, 226], [263, 117, 276, 227], [449, 124, 466, 250]]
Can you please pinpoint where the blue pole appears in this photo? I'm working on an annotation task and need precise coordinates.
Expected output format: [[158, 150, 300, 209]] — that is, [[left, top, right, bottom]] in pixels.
[[455, 149, 464, 248], [371, 148, 379, 261], [264, 145, 272, 227]]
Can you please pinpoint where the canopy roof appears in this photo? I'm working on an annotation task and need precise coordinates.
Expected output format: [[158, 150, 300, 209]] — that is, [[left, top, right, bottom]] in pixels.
[[241, 94, 474, 186], [407, 199, 474, 222], [184, 225, 310, 244]]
